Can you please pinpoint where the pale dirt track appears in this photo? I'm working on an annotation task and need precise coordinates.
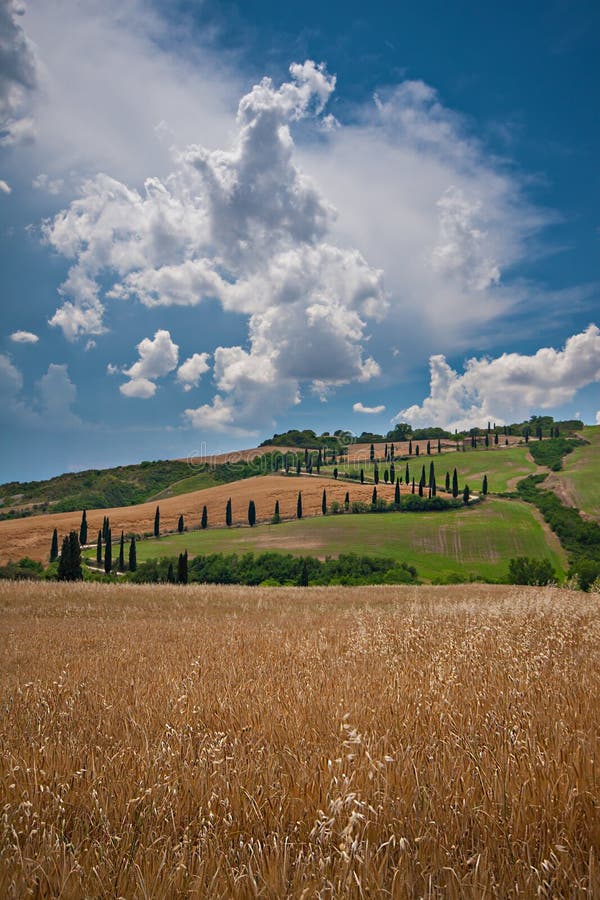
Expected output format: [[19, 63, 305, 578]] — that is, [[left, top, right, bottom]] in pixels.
[[0, 475, 424, 564]]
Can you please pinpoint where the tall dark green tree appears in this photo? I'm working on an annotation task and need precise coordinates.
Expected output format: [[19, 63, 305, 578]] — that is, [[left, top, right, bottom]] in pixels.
[[297, 492, 303, 519], [128, 535, 137, 572], [374, 464, 379, 485], [226, 498, 232, 527], [463, 485, 471, 505], [167, 562, 175, 583], [415, 444, 420, 457], [96, 530, 102, 565], [494, 432, 499, 445], [452, 468, 459, 498], [426, 440, 431, 455], [79, 509, 87, 545], [344, 491, 350, 510], [154, 506, 160, 538], [118, 531, 125, 571], [177, 550, 188, 584], [485, 434, 490, 447], [445, 471, 450, 492], [437, 438, 442, 453], [371, 486, 378, 506], [394, 478, 401, 506], [57, 531, 82, 581], [50, 528, 59, 563], [273, 499, 280, 523], [201, 505, 208, 529], [322, 488, 327, 515], [389, 462, 395, 483], [370, 443, 375, 461], [360, 468, 364, 484], [104, 528, 112, 574], [296, 460, 301, 476], [409, 440, 413, 455], [248, 500, 256, 527], [102, 516, 109, 541], [482, 474, 488, 495], [405, 463, 410, 485], [411, 479, 415, 494], [178, 514, 184, 534], [299, 559, 309, 587], [429, 462, 436, 496]]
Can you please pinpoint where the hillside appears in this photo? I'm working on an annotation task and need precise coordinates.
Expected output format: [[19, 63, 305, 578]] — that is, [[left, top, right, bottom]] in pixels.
[[546, 425, 600, 520]]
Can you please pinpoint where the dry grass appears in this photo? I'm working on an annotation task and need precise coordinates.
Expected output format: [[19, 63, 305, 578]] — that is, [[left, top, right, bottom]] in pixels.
[[1, 581, 599, 897], [0, 475, 410, 565]]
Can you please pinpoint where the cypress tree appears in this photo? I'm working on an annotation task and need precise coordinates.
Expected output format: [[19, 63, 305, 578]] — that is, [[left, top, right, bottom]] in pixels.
[[415, 444, 420, 456], [445, 471, 450, 492], [374, 464, 379, 485], [384, 443, 388, 459], [104, 528, 112, 574], [494, 432, 499, 445], [201, 505, 208, 529], [390, 443, 395, 460], [452, 468, 459, 498], [96, 530, 102, 565], [58, 531, 82, 581], [226, 498, 232, 527], [50, 528, 59, 563], [297, 492, 303, 519], [405, 463, 410, 484], [344, 491, 350, 510], [412, 478, 415, 494], [418, 479, 424, 497], [248, 500, 256, 527], [420, 464, 426, 488], [390, 462, 395, 483], [427, 440, 431, 455], [370, 443, 375, 461], [463, 484, 471, 505], [299, 559, 309, 587], [177, 550, 188, 584], [273, 499, 280, 523], [304, 447, 309, 465], [79, 509, 87, 545], [118, 531, 125, 571], [322, 489, 327, 515], [485, 434, 490, 447], [167, 562, 175, 583], [482, 474, 488, 495], [154, 506, 160, 538], [333, 467, 338, 480], [437, 438, 442, 453], [394, 478, 400, 506], [429, 462, 436, 496], [129, 535, 137, 572], [409, 440, 413, 455], [296, 460, 301, 475], [102, 516, 108, 541], [178, 514, 184, 534], [360, 468, 364, 484], [317, 448, 322, 469], [371, 486, 378, 506]]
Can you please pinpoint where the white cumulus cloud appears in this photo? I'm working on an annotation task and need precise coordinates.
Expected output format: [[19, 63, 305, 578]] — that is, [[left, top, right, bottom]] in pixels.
[[176, 352, 210, 391], [353, 402, 386, 414], [120, 329, 179, 398], [44, 61, 386, 431], [10, 329, 38, 343], [396, 325, 600, 430], [595, 411, 600, 425], [0, 0, 38, 146]]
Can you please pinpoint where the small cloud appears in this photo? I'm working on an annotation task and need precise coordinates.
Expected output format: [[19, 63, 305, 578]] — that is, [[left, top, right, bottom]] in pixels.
[[84, 339, 96, 351], [353, 401, 386, 414], [106, 363, 119, 375], [10, 330, 39, 343], [176, 352, 210, 391], [0, 180, 11, 195], [120, 377, 156, 399], [391, 347, 400, 357], [32, 173, 65, 195]]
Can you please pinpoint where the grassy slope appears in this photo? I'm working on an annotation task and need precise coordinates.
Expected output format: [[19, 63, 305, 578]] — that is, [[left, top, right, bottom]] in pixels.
[[321, 445, 539, 493], [127, 497, 565, 582], [550, 425, 600, 519]]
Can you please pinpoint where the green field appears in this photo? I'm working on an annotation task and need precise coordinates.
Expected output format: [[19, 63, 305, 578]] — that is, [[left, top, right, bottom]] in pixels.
[[553, 425, 600, 519], [151, 470, 218, 499], [321, 445, 539, 494], [123, 498, 565, 582]]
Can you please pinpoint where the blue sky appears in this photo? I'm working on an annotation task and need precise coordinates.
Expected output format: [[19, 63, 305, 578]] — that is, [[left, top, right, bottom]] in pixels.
[[1, 0, 599, 481]]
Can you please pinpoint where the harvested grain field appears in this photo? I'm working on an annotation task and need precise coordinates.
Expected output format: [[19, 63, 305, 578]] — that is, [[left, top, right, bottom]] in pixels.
[[0, 475, 414, 564], [1, 581, 599, 897]]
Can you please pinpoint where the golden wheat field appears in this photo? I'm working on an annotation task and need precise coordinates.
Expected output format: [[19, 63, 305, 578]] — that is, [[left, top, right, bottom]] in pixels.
[[1, 581, 599, 898]]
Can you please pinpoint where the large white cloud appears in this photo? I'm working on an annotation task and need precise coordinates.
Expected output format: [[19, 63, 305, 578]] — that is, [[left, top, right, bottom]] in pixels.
[[396, 325, 600, 430], [120, 329, 179, 399], [43, 61, 386, 431]]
